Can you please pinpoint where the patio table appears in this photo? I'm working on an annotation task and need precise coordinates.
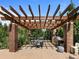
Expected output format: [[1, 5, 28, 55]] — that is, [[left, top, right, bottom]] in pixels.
[[31, 39, 44, 47]]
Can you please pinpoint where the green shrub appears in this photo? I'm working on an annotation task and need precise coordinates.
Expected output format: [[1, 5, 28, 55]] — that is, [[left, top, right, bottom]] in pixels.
[[18, 28, 29, 47]]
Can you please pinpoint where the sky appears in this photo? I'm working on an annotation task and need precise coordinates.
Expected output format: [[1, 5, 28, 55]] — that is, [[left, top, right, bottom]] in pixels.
[[0, 0, 79, 25]]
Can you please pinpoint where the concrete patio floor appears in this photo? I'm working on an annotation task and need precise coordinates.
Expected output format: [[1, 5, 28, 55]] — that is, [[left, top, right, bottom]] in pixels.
[[0, 41, 78, 59]]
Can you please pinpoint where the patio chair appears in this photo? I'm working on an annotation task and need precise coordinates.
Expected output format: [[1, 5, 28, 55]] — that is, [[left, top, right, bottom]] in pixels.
[[75, 43, 79, 54], [36, 41, 41, 48], [70, 43, 79, 55]]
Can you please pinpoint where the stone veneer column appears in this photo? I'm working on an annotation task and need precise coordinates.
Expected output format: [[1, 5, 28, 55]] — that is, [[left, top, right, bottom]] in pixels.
[[8, 23, 18, 52], [63, 22, 73, 52]]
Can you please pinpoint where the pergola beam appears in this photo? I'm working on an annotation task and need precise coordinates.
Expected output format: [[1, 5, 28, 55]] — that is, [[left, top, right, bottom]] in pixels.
[[0, 11, 29, 29], [51, 4, 74, 29], [68, 6, 79, 17], [48, 4, 60, 28], [51, 6, 79, 30], [28, 5, 37, 28], [19, 6, 27, 17], [28, 5, 34, 17], [53, 4, 60, 19], [10, 6, 21, 23], [60, 4, 71, 18], [0, 6, 15, 17], [51, 13, 78, 30], [44, 4, 50, 28], [0, 16, 68, 20], [38, 5, 41, 28], [19, 5, 27, 24], [10, 6, 21, 17], [0, 15, 79, 29]]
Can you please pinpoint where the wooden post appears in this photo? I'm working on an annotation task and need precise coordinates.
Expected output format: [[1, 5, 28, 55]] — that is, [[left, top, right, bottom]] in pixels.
[[63, 22, 73, 52], [51, 29, 56, 44], [8, 23, 18, 52]]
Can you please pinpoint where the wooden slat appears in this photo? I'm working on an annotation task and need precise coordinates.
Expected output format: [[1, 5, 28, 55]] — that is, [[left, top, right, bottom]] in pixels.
[[0, 6, 15, 17], [48, 4, 60, 29], [44, 4, 50, 28], [28, 5, 34, 17], [38, 5, 41, 28], [57, 4, 72, 25], [60, 4, 71, 18], [49, 22, 55, 29], [19, 5, 27, 24], [0, 11, 29, 29], [19, 6, 27, 17], [28, 24, 51, 29], [51, 13, 78, 30], [10, 6, 21, 22], [0, 14, 79, 28], [28, 5, 37, 28], [53, 4, 60, 19], [1, 16, 68, 21], [68, 6, 79, 17], [25, 21, 52, 29], [28, 5, 34, 28], [10, 6, 21, 17], [1, 15, 79, 22], [0, 6, 24, 26]]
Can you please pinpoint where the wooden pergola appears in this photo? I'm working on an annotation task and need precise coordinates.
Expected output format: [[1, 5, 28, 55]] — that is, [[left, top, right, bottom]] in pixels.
[[0, 4, 79, 52], [0, 4, 79, 29]]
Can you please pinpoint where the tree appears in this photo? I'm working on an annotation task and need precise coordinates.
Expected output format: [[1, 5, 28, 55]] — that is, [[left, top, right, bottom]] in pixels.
[[67, 0, 75, 13]]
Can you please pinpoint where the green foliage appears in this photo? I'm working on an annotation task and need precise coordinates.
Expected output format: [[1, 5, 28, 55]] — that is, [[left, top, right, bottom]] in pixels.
[[74, 20, 79, 43], [56, 28, 64, 38], [0, 23, 8, 49], [18, 28, 29, 47], [31, 29, 51, 40], [31, 29, 43, 38], [44, 29, 51, 40]]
